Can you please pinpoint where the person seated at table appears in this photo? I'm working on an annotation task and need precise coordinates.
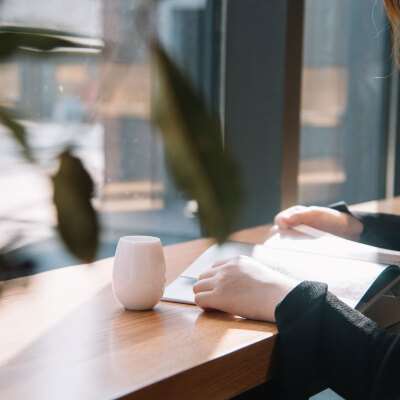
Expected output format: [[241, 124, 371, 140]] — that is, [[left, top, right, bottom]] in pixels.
[[193, 203, 400, 399], [194, 1, 400, 396]]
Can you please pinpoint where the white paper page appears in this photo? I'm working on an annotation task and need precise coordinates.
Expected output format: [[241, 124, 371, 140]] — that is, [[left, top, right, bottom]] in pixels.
[[162, 240, 388, 308], [162, 277, 198, 304], [265, 225, 400, 266]]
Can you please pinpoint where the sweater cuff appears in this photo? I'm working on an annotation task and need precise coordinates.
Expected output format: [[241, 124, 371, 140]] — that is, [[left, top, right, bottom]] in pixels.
[[275, 281, 328, 398], [329, 200, 353, 215], [275, 281, 327, 328]]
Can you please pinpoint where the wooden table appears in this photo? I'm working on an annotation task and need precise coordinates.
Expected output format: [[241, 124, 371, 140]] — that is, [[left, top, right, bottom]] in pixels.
[[1, 197, 398, 399], [0, 224, 280, 400]]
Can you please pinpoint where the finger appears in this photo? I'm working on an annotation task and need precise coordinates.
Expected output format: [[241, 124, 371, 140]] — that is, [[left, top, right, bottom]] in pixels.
[[194, 291, 218, 311], [280, 207, 315, 227], [193, 277, 215, 294], [212, 258, 231, 268], [198, 268, 218, 280], [265, 224, 281, 240], [274, 212, 289, 229], [274, 205, 306, 229]]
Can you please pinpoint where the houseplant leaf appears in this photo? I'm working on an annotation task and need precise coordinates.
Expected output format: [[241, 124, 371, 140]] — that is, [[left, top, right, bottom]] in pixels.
[[0, 107, 34, 162], [52, 150, 99, 263], [0, 25, 103, 56], [151, 42, 243, 243]]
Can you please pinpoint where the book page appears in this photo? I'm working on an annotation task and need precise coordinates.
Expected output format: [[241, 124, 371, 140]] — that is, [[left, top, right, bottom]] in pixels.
[[163, 240, 389, 308], [265, 225, 400, 266]]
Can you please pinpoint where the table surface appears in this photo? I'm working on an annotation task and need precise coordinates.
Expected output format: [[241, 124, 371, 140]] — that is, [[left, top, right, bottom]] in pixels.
[[1, 197, 399, 400]]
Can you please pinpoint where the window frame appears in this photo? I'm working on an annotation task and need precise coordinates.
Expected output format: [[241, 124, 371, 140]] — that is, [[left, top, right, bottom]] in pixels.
[[221, 0, 304, 229]]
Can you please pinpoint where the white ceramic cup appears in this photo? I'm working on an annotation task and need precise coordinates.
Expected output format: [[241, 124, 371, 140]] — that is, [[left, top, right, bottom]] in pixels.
[[112, 236, 166, 310]]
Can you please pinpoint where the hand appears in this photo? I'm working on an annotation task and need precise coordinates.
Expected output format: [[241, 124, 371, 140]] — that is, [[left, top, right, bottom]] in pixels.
[[193, 255, 298, 322], [273, 205, 363, 241]]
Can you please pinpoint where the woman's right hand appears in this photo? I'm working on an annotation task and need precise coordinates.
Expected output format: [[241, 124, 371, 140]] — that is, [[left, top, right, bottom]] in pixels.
[[273, 205, 364, 241]]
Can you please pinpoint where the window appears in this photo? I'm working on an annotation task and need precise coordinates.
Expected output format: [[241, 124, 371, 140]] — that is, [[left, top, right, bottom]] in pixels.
[[299, 0, 392, 206], [0, 0, 223, 271], [2, 0, 393, 274]]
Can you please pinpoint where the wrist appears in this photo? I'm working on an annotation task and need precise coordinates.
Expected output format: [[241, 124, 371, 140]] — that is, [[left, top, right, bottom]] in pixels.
[[346, 215, 364, 241], [277, 278, 299, 305], [267, 278, 299, 322]]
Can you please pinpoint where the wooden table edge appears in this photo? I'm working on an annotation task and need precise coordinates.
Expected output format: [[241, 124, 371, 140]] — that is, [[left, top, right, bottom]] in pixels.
[[118, 335, 278, 400]]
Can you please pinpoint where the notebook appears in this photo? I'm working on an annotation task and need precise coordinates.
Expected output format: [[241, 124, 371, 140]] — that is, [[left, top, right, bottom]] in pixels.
[[162, 225, 400, 327]]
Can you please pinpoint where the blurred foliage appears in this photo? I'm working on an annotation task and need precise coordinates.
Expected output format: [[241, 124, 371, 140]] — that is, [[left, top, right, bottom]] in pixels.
[[0, 106, 34, 162], [0, 25, 103, 56], [0, 11, 243, 288], [52, 151, 99, 263], [0, 25, 102, 276], [0, 234, 33, 294], [151, 42, 243, 243]]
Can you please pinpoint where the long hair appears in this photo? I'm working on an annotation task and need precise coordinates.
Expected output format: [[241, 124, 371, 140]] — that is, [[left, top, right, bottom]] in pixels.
[[384, 0, 400, 66]]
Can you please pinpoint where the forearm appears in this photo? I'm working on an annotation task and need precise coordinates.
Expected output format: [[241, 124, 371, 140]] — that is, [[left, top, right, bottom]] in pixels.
[[275, 281, 399, 399], [330, 201, 400, 251]]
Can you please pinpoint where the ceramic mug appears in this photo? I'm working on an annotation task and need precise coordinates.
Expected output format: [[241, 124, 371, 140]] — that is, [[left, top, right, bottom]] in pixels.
[[112, 236, 166, 310]]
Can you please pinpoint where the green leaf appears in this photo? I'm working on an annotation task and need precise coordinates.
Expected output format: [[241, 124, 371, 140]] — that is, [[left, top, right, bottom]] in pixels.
[[151, 42, 243, 243], [0, 107, 34, 162], [52, 150, 99, 263], [0, 25, 103, 56]]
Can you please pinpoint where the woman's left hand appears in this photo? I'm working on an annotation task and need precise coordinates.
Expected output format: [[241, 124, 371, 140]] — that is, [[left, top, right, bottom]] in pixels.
[[193, 255, 299, 322]]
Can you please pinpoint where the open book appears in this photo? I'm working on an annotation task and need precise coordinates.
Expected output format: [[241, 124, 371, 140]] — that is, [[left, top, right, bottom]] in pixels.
[[162, 225, 400, 328]]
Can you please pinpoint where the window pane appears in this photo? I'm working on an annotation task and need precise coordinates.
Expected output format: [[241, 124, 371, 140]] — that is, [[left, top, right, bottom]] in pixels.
[[299, 0, 391, 205], [0, 0, 220, 272]]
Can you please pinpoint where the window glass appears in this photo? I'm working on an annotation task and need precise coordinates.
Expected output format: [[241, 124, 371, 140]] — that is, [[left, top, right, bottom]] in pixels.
[[299, 0, 391, 205], [0, 0, 219, 271]]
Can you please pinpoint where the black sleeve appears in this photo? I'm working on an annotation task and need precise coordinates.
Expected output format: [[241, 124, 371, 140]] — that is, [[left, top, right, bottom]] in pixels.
[[275, 281, 400, 400], [330, 201, 400, 251]]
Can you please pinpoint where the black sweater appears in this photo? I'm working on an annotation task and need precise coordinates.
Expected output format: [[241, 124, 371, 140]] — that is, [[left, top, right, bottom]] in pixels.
[[275, 205, 400, 399]]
